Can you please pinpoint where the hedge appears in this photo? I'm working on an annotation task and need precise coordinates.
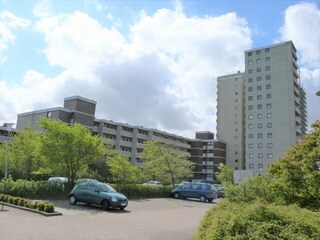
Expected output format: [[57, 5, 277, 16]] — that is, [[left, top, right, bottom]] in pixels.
[[194, 199, 320, 240]]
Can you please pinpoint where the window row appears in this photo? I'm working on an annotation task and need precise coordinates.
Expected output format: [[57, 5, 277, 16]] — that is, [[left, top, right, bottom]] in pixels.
[[248, 94, 272, 101], [248, 57, 270, 65], [248, 113, 272, 120], [248, 84, 271, 92], [248, 123, 272, 129], [248, 75, 271, 82], [248, 103, 272, 110], [248, 133, 273, 139], [247, 66, 270, 74], [248, 153, 273, 159], [248, 143, 273, 149], [249, 163, 266, 169], [247, 48, 270, 57]]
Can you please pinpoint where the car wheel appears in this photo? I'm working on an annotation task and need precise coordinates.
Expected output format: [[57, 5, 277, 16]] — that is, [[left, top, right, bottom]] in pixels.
[[199, 195, 206, 202], [173, 192, 180, 199], [102, 200, 110, 211], [69, 195, 77, 205], [207, 198, 213, 203]]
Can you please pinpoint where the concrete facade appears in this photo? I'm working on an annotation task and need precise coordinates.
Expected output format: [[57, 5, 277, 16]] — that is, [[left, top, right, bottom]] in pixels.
[[217, 41, 307, 174]]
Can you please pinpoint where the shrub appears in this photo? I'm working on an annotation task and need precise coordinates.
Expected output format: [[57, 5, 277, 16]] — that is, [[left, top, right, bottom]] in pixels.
[[4, 195, 9, 202], [18, 198, 25, 206], [38, 201, 46, 211], [24, 199, 31, 208], [31, 201, 39, 209], [9, 196, 15, 204], [14, 197, 20, 205], [111, 184, 174, 198], [194, 200, 320, 240], [0, 194, 4, 201], [44, 203, 54, 213]]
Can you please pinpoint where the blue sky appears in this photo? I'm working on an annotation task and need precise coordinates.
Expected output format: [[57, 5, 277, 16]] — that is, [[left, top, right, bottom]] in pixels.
[[0, 0, 319, 137]]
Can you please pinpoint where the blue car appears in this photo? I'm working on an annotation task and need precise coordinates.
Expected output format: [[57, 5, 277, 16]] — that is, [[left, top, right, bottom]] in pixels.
[[172, 182, 218, 202]]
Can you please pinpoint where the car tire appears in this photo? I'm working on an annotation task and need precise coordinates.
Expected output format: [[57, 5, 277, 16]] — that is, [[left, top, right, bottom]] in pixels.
[[207, 198, 213, 203], [102, 200, 110, 211], [173, 192, 180, 199], [199, 195, 206, 202], [69, 195, 77, 205]]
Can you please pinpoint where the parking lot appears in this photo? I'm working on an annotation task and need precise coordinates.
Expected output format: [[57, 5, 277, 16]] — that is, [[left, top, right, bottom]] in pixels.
[[0, 198, 218, 240]]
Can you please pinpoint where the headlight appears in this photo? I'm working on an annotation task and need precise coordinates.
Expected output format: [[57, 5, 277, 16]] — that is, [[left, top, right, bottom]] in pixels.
[[111, 196, 118, 202]]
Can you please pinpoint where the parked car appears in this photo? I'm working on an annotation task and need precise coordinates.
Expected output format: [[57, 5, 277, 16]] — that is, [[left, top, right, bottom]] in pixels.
[[174, 181, 190, 187], [48, 177, 69, 183], [143, 181, 163, 186], [172, 182, 218, 202], [217, 187, 226, 198], [75, 178, 98, 185], [69, 180, 128, 210]]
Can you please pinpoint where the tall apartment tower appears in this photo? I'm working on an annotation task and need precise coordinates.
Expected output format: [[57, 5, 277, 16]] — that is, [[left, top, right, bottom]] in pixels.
[[217, 41, 307, 175]]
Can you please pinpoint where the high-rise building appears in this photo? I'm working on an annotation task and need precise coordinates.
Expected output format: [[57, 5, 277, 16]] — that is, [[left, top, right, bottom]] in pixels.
[[217, 41, 307, 174]]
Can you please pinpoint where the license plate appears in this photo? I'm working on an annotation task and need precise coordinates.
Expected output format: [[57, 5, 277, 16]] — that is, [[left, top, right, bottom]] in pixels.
[[121, 202, 127, 206]]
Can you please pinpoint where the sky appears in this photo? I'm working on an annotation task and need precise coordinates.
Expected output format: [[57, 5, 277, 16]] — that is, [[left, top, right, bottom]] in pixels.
[[0, 0, 319, 138]]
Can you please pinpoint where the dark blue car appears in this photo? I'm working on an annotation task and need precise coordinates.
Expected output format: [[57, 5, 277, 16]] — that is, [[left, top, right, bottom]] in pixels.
[[172, 182, 218, 202]]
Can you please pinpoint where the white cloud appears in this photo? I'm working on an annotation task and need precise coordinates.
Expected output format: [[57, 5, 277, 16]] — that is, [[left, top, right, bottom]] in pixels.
[[1, 2, 252, 138], [0, 11, 30, 63], [33, 0, 53, 18], [277, 2, 320, 127]]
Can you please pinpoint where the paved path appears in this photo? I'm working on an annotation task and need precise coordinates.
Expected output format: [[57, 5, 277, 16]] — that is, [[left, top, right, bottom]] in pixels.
[[0, 198, 217, 240]]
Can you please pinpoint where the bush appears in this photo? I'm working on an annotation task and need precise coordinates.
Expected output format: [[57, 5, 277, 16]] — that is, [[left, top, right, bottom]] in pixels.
[[194, 200, 320, 240], [14, 197, 20, 205], [111, 184, 174, 198], [44, 203, 54, 213], [38, 201, 46, 211], [18, 198, 25, 206]]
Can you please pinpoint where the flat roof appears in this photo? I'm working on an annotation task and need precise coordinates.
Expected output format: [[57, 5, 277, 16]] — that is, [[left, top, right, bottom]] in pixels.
[[244, 40, 295, 53], [17, 107, 72, 117], [64, 95, 97, 104]]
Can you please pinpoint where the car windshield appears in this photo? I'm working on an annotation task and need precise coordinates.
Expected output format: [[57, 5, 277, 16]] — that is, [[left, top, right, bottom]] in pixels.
[[99, 183, 117, 193]]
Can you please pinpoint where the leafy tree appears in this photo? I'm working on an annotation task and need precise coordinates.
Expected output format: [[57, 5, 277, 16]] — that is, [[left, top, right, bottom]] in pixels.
[[107, 154, 145, 184], [39, 118, 105, 186], [216, 163, 234, 184], [141, 141, 194, 185]]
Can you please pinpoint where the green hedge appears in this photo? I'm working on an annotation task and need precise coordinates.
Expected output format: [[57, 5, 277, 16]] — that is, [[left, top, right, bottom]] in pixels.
[[194, 200, 320, 240], [111, 184, 174, 198], [0, 193, 55, 213]]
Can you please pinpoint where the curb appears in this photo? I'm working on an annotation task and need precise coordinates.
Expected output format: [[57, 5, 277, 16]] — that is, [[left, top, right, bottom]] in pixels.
[[1, 202, 62, 217]]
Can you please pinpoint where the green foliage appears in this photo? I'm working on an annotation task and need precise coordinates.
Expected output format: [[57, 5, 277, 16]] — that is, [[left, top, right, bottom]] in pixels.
[[195, 200, 320, 240], [216, 163, 234, 184], [44, 203, 55, 213], [38, 201, 46, 211], [18, 198, 25, 206], [111, 184, 174, 198], [107, 154, 145, 184], [39, 118, 105, 186], [141, 141, 194, 185]]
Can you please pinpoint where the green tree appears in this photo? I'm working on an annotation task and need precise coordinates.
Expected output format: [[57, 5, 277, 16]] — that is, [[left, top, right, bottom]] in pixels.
[[267, 120, 320, 209], [216, 163, 234, 184], [39, 118, 105, 186], [141, 141, 194, 185], [107, 154, 145, 184]]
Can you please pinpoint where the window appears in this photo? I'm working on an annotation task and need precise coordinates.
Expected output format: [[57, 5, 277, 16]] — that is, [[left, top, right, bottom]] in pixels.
[[248, 78, 253, 83], [235, 99, 238, 102], [47, 112, 52, 118], [249, 143, 254, 149], [257, 86, 262, 91], [249, 163, 254, 169], [248, 96, 253, 101], [248, 69, 253, 74], [248, 114, 253, 120], [257, 114, 262, 119], [258, 163, 264, 169], [257, 104, 262, 109], [249, 124, 253, 129], [258, 143, 263, 148], [266, 93, 272, 99], [267, 143, 273, 148], [249, 133, 254, 139], [249, 154, 254, 159], [256, 59, 261, 64], [235, 128, 238, 132], [267, 113, 272, 118], [268, 153, 273, 159], [257, 95, 262, 100], [248, 60, 252, 65], [257, 67, 261, 72], [266, 75, 271, 80], [235, 84, 238, 88], [257, 123, 263, 129], [256, 50, 261, 54], [248, 105, 253, 110], [266, 84, 271, 89], [248, 87, 253, 92], [266, 103, 272, 109], [235, 92, 238, 95], [257, 76, 262, 81], [265, 66, 271, 71], [248, 52, 252, 56], [265, 57, 270, 62], [235, 121, 238, 125], [258, 133, 263, 138], [267, 123, 272, 128], [235, 135, 239, 140], [258, 153, 263, 159], [267, 133, 273, 138], [265, 48, 270, 53]]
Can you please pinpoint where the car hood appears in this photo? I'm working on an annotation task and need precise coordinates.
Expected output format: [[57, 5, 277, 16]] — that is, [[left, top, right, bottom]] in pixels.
[[101, 191, 127, 200]]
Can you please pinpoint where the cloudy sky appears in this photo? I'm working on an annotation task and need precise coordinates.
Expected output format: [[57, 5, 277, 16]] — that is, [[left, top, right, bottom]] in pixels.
[[1, 0, 319, 138]]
